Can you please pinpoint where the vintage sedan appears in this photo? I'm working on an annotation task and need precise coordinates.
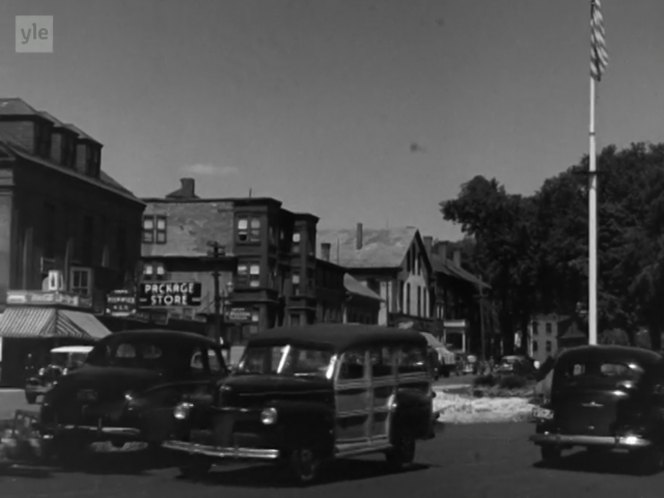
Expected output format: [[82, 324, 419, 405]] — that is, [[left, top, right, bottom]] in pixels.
[[162, 324, 438, 484], [24, 345, 93, 404], [38, 329, 228, 458], [530, 345, 664, 473]]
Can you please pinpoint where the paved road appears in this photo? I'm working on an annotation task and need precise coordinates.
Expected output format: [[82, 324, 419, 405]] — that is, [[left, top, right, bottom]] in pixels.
[[3, 422, 664, 498]]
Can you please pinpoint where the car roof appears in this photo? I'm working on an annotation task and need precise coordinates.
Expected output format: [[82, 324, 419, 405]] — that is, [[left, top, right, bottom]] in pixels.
[[557, 345, 663, 367], [248, 324, 427, 353], [98, 329, 220, 348]]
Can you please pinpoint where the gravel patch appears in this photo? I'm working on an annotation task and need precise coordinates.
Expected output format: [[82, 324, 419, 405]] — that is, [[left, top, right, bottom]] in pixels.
[[434, 387, 535, 424]]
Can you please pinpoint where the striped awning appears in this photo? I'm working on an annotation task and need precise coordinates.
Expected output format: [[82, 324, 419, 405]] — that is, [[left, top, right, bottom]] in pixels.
[[0, 307, 110, 340]]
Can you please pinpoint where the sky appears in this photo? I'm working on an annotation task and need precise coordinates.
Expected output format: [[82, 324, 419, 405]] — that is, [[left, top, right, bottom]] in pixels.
[[0, 0, 662, 242]]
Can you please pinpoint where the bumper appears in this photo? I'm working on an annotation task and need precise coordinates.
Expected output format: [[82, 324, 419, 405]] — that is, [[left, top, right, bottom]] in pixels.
[[161, 439, 280, 460], [530, 432, 652, 449], [40, 424, 141, 439]]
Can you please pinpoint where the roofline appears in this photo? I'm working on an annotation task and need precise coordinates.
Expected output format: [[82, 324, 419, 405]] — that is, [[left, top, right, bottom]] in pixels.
[[2, 143, 144, 206]]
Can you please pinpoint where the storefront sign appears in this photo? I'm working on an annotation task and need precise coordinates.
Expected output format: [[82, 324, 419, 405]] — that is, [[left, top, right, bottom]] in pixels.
[[105, 289, 136, 317], [6, 290, 92, 309], [138, 281, 202, 307], [227, 307, 252, 322]]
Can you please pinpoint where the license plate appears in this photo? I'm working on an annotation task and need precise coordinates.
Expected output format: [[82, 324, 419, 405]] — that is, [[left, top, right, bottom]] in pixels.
[[532, 406, 553, 420], [77, 389, 98, 402]]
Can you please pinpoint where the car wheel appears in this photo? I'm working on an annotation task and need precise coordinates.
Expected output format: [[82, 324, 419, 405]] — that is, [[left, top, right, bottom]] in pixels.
[[25, 392, 37, 404], [386, 433, 416, 471], [635, 446, 664, 475], [289, 447, 322, 485], [539, 445, 561, 465], [179, 457, 212, 479]]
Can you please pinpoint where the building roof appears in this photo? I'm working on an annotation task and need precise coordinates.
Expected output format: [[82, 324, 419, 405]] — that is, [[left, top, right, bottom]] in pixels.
[[5, 143, 142, 203], [317, 227, 418, 269], [39, 111, 68, 128], [430, 252, 490, 289], [343, 274, 383, 301], [64, 124, 102, 144], [142, 200, 235, 257], [0, 98, 42, 116], [249, 323, 426, 353]]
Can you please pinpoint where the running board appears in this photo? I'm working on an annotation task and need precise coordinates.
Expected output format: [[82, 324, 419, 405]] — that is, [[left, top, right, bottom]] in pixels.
[[335, 441, 393, 457]]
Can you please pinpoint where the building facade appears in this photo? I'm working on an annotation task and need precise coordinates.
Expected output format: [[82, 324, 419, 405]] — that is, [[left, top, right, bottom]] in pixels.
[[0, 98, 144, 311], [317, 224, 435, 331]]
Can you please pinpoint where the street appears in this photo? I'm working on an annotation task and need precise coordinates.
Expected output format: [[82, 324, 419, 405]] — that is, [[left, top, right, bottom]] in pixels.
[[2, 422, 664, 498]]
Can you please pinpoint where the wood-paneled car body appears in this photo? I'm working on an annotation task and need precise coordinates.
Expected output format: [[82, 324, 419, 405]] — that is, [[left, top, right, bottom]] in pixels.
[[530, 345, 664, 473], [162, 324, 438, 483], [37, 330, 228, 457]]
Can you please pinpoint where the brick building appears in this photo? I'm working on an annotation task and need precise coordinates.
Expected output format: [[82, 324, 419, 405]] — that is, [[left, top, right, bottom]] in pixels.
[[0, 98, 144, 384]]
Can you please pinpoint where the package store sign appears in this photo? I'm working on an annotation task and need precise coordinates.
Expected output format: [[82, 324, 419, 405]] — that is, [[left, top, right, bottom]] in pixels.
[[138, 282, 202, 307], [106, 290, 136, 317]]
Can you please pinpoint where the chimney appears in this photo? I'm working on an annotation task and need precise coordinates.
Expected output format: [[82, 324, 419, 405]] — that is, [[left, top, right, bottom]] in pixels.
[[423, 236, 433, 255], [181, 178, 195, 198], [321, 242, 331, 262], [356, 223, 363, 250], [453, 249, 461, 267]]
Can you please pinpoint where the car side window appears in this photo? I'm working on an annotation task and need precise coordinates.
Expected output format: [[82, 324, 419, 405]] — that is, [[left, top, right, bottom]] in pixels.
[[190, 348, 207, 374], [339, 349, 367, 380], [208, 349, 225, 373], [397, 345, 427, 374], [370, 346, 394, 378]]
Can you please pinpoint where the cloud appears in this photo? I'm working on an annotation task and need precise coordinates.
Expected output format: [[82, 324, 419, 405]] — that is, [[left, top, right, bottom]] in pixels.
[[180, 163, 239, 176]]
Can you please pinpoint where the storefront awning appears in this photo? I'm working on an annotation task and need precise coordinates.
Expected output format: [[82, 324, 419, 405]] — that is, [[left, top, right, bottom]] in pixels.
[[0, 307, 111, 340]]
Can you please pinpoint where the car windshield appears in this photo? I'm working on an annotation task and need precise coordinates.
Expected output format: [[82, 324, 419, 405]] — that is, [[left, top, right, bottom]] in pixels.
[[51, 352, 88, 369], [236, 345, 334, 378]]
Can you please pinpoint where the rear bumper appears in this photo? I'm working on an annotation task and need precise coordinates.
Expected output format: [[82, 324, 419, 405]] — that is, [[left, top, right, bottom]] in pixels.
[[162, 439, 280, 460], [530, 432, 652, 449]]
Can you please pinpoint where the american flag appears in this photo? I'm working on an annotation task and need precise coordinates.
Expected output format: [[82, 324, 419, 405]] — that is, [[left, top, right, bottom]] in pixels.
[[590, 0, 609, 81]]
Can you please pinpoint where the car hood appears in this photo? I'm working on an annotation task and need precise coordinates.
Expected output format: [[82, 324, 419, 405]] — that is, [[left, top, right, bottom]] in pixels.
[[219, 374, 332, 408], [46, 365, 165, 404]]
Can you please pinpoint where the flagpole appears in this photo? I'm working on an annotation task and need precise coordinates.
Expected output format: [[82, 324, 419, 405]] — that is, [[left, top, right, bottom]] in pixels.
[[588, 73, 598, 346]]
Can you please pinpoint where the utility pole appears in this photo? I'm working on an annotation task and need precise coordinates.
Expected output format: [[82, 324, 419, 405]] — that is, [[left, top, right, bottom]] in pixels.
[[207, 241, 226, 346]]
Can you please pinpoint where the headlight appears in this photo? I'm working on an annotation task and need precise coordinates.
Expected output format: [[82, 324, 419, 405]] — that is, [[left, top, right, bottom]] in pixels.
[[38, 368, 46, 376], [173, 401, 194, 420], [124, 390, 137, 402], [260, 407, 278, 425]]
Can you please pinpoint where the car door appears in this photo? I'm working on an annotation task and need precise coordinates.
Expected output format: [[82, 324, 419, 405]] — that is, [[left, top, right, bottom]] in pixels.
[[369, 345, 396, 443], [334, 348, 371, 444]]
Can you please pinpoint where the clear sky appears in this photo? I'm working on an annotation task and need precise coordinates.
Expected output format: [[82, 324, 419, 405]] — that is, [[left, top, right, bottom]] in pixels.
[[0, 0, 662, 241]]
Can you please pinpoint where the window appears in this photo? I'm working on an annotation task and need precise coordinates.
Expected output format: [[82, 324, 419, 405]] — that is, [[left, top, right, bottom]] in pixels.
[[545, 323, 552, 335], [144, 264, 153, 276], [237, 262, 260, 287], [417, 287, 421, 316], [532, 340, 538, 353], [43, 203, 56, 259], [406, 283, 411, 315], [237, 217, 261, 242], [292, 271, 300, 296], [142, 216, 154, 243], [339, 349, 366, 380], [155, 216, 167, 243], [370, 347, 394, 377], [397, 345, 426, 374], [290, 313, 301, 326], [545, 341, 552, 353], [70, 267, 92, 296], [292, 232, 301, 253]]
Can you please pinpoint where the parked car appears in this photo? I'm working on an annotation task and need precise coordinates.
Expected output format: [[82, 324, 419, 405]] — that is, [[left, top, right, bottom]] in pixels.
[[495, 355, 536, 377], [454, 353, 477, 375], [530, 345, 664, 473], [24, 345, 93, 404], [37, 330, 228, 459], [162, 324, 438, 484]]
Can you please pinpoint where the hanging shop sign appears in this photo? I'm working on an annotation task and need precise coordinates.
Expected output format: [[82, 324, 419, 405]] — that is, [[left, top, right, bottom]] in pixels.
[[105, 289, 137, 317]]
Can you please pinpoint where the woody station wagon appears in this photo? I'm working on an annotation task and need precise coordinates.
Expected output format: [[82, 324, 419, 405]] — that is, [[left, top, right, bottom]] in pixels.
[[162, 324, 438, 484], [531, 345, 664, 473]]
